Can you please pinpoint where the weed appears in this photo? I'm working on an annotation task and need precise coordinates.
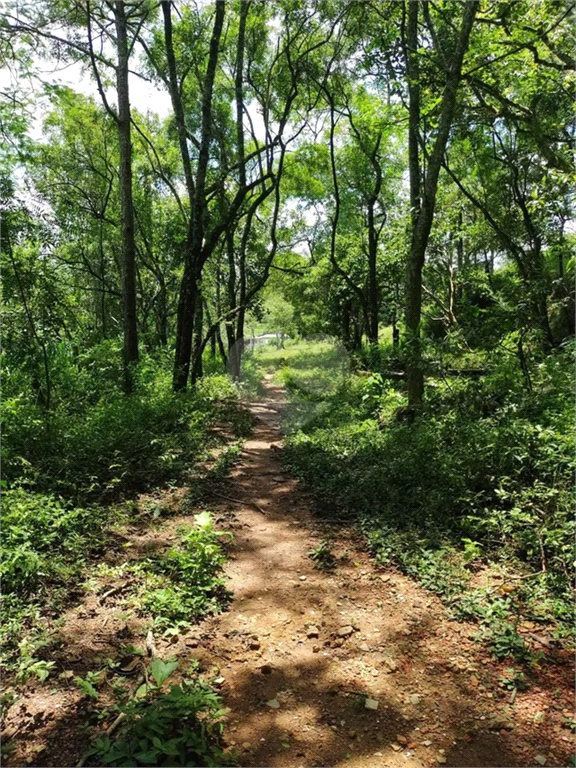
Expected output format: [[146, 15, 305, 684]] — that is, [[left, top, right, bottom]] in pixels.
[[86, 660, 228, 767], [483, 621, 530, 660], [138, 513, 232, 628], [75, 675, 100, 700], [498, 668, 530, 691], [15, 638, 55, 683], [308, 540, 336, 570]]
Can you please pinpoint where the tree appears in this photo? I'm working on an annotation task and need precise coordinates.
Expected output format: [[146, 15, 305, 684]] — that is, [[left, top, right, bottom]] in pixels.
[[403, 0, 479, 407], [4, 0, 150, 391]]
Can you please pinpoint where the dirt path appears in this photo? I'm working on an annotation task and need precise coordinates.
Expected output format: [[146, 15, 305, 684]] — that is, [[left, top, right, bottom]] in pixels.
[[3, 380, 573, 768], [194, 380, 573, 768]]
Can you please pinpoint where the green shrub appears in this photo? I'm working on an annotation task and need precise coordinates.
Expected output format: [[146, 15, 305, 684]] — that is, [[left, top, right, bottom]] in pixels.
[[87, 678, 228, 767], [281, 338, 575, 648], [140, 513, 231, 627], [1, 488, 110, 596], [2, 355, 245, 502]]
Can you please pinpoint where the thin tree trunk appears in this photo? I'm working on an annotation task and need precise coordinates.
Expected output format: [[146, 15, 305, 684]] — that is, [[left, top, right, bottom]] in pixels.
[[229, 2, 249, 382], [114, 0, 139, 393], [191, 291, 204, 383], [367, 203, 379, 345], [172, 0, 225, 391]]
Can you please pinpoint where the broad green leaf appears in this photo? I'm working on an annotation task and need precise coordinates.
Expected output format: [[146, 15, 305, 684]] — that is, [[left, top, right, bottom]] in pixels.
[[150, 658, 179, 687]]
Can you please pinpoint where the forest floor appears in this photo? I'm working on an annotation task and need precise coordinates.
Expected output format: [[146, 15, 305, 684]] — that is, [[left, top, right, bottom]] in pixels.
[[2, 376, 574, 768]]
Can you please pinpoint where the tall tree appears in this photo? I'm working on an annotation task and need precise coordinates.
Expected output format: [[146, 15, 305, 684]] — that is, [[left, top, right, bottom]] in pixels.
[[6, 0, 147, 391], [112, 0, 139, 390], [403, 0, 479, 407]]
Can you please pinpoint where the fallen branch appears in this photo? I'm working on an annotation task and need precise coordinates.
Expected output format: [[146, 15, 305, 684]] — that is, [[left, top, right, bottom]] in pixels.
[[209, 490, 267, 515], [99, 581, 134, 604], [76, 669, 145, 767]]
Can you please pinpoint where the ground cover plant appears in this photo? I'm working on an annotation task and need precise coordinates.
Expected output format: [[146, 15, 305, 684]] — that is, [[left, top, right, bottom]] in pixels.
[[137, 513, 233, 630], [1, 355, 245, 678], [275, 336, 575, 660]]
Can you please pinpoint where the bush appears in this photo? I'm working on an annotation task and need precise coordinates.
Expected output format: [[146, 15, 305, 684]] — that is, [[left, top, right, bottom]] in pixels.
[[140, 513, 232, 628], [87, 678, 228, 767], [1, 488, 111, 597], [2, 354, 246, 502], [281, 338, 575, 645]]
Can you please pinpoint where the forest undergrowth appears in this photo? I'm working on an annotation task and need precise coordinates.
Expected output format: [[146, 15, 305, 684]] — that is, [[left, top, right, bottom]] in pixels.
[[251, 337, 575, 665], [1, 351, 249, 766]]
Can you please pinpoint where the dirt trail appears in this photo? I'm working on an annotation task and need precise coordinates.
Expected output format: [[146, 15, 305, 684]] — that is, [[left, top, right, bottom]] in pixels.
[[3, 379, 573, 768], [195, 379, 573, 768]]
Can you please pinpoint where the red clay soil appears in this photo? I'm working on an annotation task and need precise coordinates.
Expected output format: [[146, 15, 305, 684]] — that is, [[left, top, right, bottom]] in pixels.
[[2, 381, 574, 768]]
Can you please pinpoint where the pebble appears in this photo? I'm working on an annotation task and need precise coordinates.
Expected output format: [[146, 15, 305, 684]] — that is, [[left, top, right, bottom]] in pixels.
[[242, 742, 251, 750], [299, 575, 307, 581], [307, 626, 319, 638], [396, 735, 408, 745], [359, 643, 370, 652], [266, 699, 280, 709], [437, 758, 447, 765], [422, 739, 432, 747], [250, 641, 261, 650], [365, 698, 379, 710], [338, 625, 354, 637], [391, 743, 402, 751], [534, 756, 547, 766], [348, 730, 357, 739], [409, 694, 421, 705]]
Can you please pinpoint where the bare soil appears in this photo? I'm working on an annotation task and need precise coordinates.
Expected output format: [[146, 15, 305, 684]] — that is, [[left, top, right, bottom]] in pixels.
[[2, 380, 574, 768]]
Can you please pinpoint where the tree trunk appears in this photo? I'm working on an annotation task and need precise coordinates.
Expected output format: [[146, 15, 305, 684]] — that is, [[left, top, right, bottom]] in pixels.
[[216, 323, 227, 367], [173, 257, 199, 391], [114, 0, 139, 393], [404, 0, 423, 405], [367, 201, 379, 345], [191, 290, 204, 384], [172, 0, 225, 391], [404, 0, 479, 407]]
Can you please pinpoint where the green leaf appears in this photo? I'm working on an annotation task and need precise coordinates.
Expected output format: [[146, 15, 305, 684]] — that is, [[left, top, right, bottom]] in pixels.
[[74, 676, 99, 699], [194, 511, 213, 529], [150, 658, 179, 687]]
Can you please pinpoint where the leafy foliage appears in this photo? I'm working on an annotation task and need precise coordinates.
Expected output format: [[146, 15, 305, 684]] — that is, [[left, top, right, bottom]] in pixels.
[[2, 352, 247, 502], [87, 672, 228, 767], [280, 337, 575, 656], [1, 489, 112, 597], [139, 514, 232, 628], [308, 539, 336, 570]]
